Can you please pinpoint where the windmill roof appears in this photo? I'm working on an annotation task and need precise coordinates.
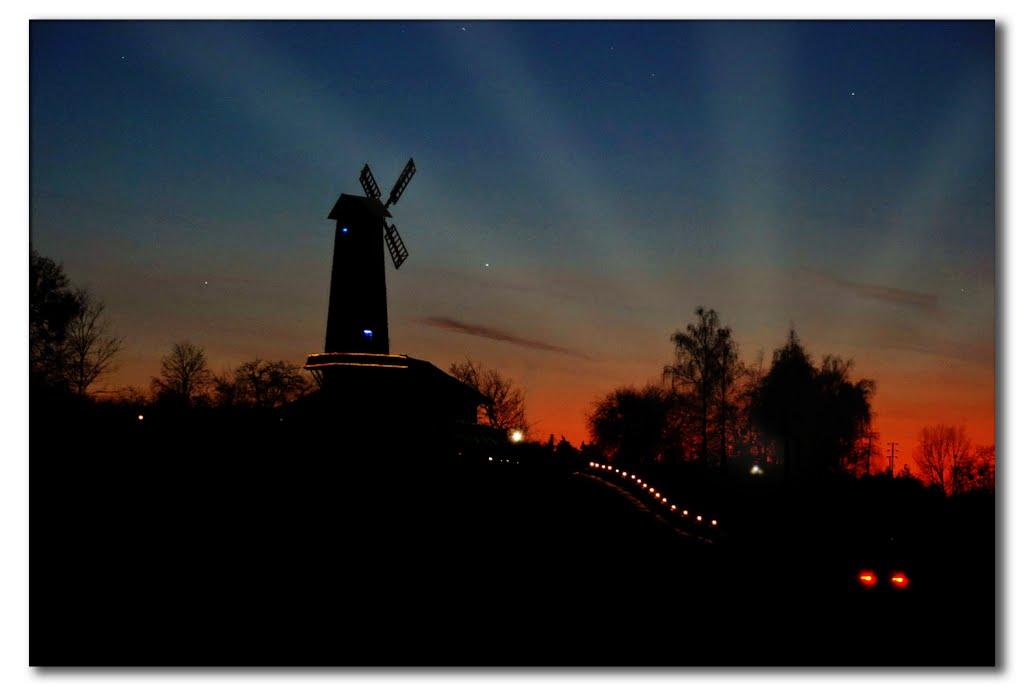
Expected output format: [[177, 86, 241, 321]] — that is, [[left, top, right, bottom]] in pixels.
[[327, 193, 391, 221]]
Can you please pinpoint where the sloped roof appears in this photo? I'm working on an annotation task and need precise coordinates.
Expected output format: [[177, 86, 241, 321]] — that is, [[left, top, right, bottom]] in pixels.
[[327, 193, 392, 221]]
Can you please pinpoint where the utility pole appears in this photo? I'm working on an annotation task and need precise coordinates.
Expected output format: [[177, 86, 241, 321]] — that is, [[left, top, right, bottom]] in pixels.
[[886, 441, 899, 478]]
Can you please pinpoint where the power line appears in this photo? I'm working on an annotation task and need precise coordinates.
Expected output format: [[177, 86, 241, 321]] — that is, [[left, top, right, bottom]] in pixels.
[[887, 441, 899, 477]]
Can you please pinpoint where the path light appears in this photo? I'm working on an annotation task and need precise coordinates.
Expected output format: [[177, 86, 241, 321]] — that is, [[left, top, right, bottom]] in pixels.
[[670, 505, 677, 511], [662, 498, 668, 503]]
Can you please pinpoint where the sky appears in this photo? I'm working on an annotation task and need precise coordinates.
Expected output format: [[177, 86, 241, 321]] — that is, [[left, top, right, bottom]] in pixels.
[[30, 21, 995, 468]]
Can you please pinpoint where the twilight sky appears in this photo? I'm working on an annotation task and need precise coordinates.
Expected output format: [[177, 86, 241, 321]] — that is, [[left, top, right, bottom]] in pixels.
[[30, 21, 995, 466]]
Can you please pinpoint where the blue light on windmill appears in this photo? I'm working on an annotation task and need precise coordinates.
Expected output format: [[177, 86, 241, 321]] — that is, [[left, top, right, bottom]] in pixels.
[[341, 226, 349, 234], [362, 329, 373, 338]]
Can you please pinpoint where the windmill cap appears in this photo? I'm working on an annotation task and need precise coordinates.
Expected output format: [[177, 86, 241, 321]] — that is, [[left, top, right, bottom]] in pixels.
[[328, 193, 392, 221]]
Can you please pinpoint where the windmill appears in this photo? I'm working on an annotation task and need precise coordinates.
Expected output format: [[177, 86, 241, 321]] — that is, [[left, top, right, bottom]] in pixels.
[[302, 159, 488, 431], [321, 158, 417, 355]]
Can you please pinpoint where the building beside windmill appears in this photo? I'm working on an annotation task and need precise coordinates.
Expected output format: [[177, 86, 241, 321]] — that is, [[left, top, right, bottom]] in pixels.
[[299, 160, 490, 443]]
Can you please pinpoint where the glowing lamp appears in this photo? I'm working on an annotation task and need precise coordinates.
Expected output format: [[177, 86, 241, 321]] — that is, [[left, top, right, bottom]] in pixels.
[[510, 429, 524, 443], [649, 487, 655, 493], [857, 571, 878, 588], [890, 572, 910, 589], [137, 414, 144, 421], [711, 519, 718, 526], [696, 515, 702, 522], [670, 505, 677, 511], [341, 226, 349, 234], [661, 497, 668, 503], [363, 329, 373, 338]]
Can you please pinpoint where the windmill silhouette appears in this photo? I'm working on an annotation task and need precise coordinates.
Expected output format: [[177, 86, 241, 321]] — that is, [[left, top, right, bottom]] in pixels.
[[322, 158, 416, 354], [302, 160, 488, 431]]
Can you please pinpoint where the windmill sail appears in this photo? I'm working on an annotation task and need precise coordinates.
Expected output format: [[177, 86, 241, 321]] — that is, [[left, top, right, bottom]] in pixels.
[[384, 222, 409, 269], [385, 158, 416, 208], [359, 164, 382, 200]]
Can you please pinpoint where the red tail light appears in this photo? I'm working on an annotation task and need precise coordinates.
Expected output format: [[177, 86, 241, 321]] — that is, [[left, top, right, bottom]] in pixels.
[[857, 570, 877, 588], [889, 572, 910, 589]]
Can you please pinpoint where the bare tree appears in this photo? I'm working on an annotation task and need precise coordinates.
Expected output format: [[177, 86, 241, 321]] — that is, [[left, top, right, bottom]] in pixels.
[[64, 289, 122, 396], [913, 424, 973, 495], [214, 359, 311, 408], [449, 359, 527, 434], [714, 324, 740, 472], [968, 445, 996, 493], [153, 341, 212, 406], [664, 307, 733, 469]]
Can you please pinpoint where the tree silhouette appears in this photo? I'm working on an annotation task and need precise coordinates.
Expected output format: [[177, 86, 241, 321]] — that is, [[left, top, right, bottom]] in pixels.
[[30, 248, 121, 396], [449, 359, 527, 434], [213, 359, 310, 409], [748, 329, 817, 479], [967, 445, 996, 493], [713, 323, 739, 473], [748, 329, 874, 480], [664, 307, 736, 470], [913, 424, 974, 495], [153, 341, 212, 407], [30, 248, 81, 391], [588, 385, 680, 465], [64, 289, 122, 396]]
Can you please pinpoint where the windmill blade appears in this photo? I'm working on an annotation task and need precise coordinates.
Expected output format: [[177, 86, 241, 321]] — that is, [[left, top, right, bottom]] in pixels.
[[383, 222, 409, 269], [385, 158, 416, 208], [359, 164, 382, 200]]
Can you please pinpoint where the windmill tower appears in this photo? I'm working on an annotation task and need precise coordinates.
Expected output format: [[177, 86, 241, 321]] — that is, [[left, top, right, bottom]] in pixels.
[[302, 160, 488, 434], [323, 158, 415, 354]]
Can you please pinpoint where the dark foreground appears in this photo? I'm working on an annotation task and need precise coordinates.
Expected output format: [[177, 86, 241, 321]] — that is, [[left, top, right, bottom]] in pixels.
[[31, 403, 995, 666]]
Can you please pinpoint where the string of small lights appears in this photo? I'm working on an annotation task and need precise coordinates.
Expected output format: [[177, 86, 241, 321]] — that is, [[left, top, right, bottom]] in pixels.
[[586, 461, 719, 530]]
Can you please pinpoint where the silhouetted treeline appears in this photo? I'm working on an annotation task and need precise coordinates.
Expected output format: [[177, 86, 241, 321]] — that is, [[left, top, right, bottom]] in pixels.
[[590, 307, 887, 486]]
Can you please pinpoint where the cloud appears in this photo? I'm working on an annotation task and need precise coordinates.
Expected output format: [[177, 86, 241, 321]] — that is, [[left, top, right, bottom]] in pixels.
[[800, 269, 939, 310], [419, 316, 591, 360]]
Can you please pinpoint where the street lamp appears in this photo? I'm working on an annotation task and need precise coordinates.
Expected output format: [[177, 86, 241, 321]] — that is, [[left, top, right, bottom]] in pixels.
[[510, 429, 524, 444]]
